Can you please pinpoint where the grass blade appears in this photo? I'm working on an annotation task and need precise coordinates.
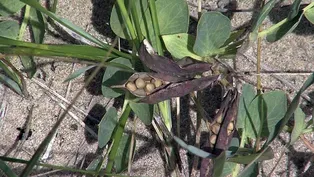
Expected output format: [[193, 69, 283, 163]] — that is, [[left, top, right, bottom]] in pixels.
[[0, 159, 18, 177]]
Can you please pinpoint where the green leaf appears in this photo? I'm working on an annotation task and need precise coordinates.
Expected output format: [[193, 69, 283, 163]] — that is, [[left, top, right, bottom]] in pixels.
[[0, 73, 22, 95], [0, 21, 19, 39], [29, 7, 46, 44], [110, 0, 147, 39], [114, 134, 133, 173], [86, 156, 103, 171], [305, 6, 314, 24], [0, 0, 25, 17], [98, 107, 118, 148], [237, 84, 256, 129], [267, 73, 314, 144], [222, 162, 236, 177], [193, 12, 231, 57], [266, 12, 303, 42], [129, 102, 153, 125], [213, 151, 226, 177], [162, 33, 202, 60], [20, 56, 36, 78], [244, 91, 287, 139], [64, 65, 96, 82], [140, 0, 189, 48], [0, 159, 18, 177], [250, 0, 276, 40], [0, 36, 129, 61], [288, 0, 302, 20], [228, 147, 274, 164], [173, 136, 216, 158], [102, 57, 133, 98], [290, 107, 305, 144], [239, 162, 259, 177]]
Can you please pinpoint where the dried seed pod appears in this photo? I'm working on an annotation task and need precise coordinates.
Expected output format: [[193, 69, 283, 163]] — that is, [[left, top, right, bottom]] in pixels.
[[126, 82, 137, 92], [212, 123, 220, 135], [210, 134, 217, 144], [152, 78, 162, 87], [227, 122, 234, 131], [135, 78, 146, 89], [145, 83, 155, 93]]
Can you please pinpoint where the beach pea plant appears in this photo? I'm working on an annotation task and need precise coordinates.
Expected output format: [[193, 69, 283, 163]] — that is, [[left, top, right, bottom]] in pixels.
[[1, 0, 314, 176]]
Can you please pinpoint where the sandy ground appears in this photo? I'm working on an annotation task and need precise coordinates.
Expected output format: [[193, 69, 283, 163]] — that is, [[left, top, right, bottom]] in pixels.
[[1, 0, 314, 176]]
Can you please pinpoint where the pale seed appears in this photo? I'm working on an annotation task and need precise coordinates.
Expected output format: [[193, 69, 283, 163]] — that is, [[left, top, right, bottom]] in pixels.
[[153, 78, 162, 87], [126, 82, 137, 92], [132, 89, 146, 97], [210, 134, 217, 144], [212, 123, 220, 134], [145, 83, 155, 93], [135, 78, 146, 89], [227, 122, 234, 131], [216, 115, 223, 123]]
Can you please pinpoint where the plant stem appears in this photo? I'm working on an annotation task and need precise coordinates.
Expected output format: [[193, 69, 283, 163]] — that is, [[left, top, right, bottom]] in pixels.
[[130, 1, 143, 43], [104, 99, 131, 175], [148, 0, 163, 55], [116, 0, 137, 40]]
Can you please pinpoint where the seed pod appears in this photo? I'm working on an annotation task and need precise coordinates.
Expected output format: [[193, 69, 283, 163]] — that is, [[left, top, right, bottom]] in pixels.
[[145, 83, 155, 93], [126, 82, 137, 92], [210, 135, 217, 144], [211, 123, 220, 135], [135, 78, 146, 89]]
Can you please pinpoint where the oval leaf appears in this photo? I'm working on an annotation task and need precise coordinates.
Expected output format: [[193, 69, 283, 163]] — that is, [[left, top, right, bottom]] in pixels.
[[305, 6, 314, 24], [129, 102, 153, 125], [102, 57, 133, 98], [0, 21, 19, 39], [140, 0, 189, 48], [98, 107, 118, 148], [0, 0, 25, 17], [290, 107, 305, 144], [193, 12, 231, 57], [162, 33, 202, 60], [266, 12, 303, 42]]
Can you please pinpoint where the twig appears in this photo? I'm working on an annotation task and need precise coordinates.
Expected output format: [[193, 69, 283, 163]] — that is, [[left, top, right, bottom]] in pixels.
[[300, 135, 314, 153]]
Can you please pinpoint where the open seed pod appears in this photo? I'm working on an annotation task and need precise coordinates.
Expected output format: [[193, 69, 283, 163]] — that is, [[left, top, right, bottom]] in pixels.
[[208, 88, 239, 155], [112, 72, 169, 97]]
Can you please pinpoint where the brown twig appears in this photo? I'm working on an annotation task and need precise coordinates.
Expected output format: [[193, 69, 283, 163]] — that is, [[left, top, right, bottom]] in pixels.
[[300, 135, 314, 153]]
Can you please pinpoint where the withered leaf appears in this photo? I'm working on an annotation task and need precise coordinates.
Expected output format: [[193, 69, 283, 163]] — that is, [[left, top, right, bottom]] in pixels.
[[140, 75, 220, 104], [139, 44, 212, 78]]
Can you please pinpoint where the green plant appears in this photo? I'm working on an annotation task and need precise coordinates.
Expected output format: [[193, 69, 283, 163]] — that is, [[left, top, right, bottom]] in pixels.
[[1, 0, 314, 176]]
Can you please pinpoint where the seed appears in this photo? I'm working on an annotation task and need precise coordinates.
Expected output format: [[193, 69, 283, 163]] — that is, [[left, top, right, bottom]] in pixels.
[[153, 78, 162, 87], [227, 122, 234, 131], [133, 89, 146, 97], [135, 78, 146, 89], [210, 134, 217, 144], [145, 83, 155, 93], [227, 129, 232, 136], [216, 115, 223, 123], [212, 123, 220, 134], [126, 82, 137, 91]]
